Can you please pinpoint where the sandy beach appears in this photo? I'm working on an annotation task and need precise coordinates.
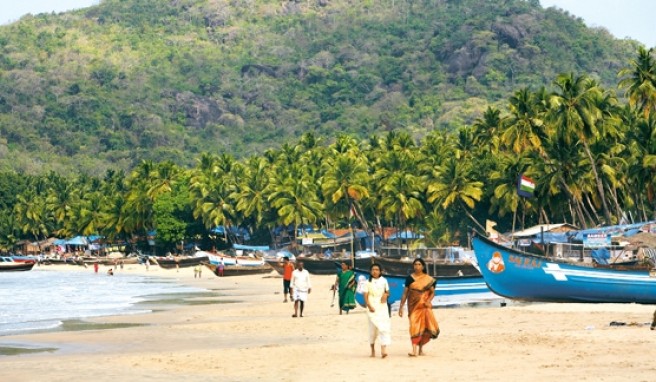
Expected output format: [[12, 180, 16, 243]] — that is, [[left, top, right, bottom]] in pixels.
[[1, 263, 655, 382]]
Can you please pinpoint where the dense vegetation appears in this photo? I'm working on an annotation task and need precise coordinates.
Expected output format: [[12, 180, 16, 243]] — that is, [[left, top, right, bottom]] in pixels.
[[1, 44, 656, 254], [0, 0, 642, 175]]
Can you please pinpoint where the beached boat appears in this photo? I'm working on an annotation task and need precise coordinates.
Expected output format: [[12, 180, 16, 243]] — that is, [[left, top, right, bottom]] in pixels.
[[198, 251, 266, 267], [152, 255, 209, 269], [471, 233, 656, 304], [0, 257, 35, 272], [298, 256, 377, 275], [351, 266, 493, 307], [204, 262, 273, 277], [375, 256, 480, 277]]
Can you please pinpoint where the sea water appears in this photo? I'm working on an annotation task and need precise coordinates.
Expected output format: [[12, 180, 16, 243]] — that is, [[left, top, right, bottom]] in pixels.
[[0, 268, 206, 336]]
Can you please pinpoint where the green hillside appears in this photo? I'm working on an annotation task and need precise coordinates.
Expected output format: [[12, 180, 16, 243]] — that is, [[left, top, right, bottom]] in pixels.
[[0, 0, 642, 175]]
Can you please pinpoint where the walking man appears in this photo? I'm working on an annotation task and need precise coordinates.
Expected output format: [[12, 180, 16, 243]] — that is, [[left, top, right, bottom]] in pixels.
[[290, 261, 311, 317]]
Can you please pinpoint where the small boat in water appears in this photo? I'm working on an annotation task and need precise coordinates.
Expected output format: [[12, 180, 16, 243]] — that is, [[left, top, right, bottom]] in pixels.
[[0, 257, 36, 272], [471, 233, 656, 304]]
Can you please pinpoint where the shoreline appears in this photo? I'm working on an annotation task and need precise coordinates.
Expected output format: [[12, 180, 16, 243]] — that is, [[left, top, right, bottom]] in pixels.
[[2, 266, 655, 381]]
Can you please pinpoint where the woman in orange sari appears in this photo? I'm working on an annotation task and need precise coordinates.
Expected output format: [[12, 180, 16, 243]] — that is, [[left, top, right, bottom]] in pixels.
[[399, 258, 440, 357]]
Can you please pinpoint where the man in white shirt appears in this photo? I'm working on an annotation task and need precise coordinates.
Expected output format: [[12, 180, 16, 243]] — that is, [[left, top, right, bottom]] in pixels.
[[290, 261, 311, 317]]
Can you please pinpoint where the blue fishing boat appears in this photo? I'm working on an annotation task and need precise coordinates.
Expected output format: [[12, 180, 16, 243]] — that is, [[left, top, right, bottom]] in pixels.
[[471, 233, 656, 304], [351, 267, 494, 307]]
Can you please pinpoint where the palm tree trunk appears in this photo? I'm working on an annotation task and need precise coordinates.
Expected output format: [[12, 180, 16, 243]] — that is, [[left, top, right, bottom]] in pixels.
[[583, 142, 612, 224], [584, 194, 601, 225]]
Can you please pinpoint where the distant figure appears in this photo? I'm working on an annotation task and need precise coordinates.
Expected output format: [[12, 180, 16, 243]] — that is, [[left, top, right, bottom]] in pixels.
[[364, 263, 390, 358], [399, 258, 440, 357], [282, 257, 295, 302], [119, 260, 124, 270], [290, 261, 311, 317], [218, 261, 224, 277], [107, 268, 114, 276], [145, 260, 150, 271], [194, 265, 202, 278], [651, 310, 655, 330], [93, 262, 99, 274]]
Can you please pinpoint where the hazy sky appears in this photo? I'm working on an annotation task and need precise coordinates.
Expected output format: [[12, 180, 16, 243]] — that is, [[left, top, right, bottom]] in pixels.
[[1, 0, 654, 48], [541, 0, 655, 48]]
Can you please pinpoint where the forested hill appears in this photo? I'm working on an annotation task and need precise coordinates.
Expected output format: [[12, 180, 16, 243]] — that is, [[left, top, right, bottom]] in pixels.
[[0, 0, 642, 175]]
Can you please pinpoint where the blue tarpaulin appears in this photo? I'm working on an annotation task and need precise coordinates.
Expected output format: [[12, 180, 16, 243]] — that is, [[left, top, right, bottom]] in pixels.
[[233, 243, 270, 251], [66, 236, 88, 246]]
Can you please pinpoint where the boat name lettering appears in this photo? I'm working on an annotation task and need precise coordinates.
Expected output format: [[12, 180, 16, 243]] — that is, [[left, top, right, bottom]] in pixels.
[[508, 255, 542, 268]]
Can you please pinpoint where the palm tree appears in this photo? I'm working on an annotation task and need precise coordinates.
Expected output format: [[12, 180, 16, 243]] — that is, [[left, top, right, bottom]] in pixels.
[[426, 156, 485, 232], [321, 152, 371, 230], [471, 106, 505, 154], [618, 47, 656, 118], [233, 156, 272, 226], [189, 154, 238, 244], [501, 87, 548, 155], [549, 73, 612, 224], [267, 164, 323, 245]]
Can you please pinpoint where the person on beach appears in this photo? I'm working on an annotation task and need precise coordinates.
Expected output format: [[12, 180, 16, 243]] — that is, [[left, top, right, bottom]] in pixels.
[[399, 258, 440, 357], [94, 262, 99, 273], [290, 261, 311, 317], [334, 262, 356, 314], [364, 263, 390, 358], [651, 309, 655, 330], [107, 268, 114, 276], [282, 257, 294, 302], [194, 265, 202, 278]]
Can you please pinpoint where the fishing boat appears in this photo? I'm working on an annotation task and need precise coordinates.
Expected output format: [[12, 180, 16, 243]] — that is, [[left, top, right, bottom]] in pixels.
[[0, 257, 35, 272], [297, 256, 378, 275], [375, 256, 480, 277], [351, 266, 494, 307], [152, 255, 209, 269], [471, 233, 656, 304], [198, 251, 265, 267], [204, 262, 273, 277]]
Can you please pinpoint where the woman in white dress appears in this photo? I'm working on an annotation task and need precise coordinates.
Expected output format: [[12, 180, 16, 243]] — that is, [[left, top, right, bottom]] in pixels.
[[364, 263, 391, 358]]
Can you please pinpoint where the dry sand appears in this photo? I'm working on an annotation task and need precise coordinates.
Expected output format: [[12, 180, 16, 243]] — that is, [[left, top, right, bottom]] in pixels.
[[1, 264, 655, 382]]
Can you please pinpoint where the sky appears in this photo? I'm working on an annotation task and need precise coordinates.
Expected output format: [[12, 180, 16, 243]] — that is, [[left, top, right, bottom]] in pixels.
[[539, 0, 655, 48], [1, 0, 654, 48]]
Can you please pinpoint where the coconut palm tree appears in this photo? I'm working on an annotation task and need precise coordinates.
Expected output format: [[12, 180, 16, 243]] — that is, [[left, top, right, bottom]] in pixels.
[[321, 152, 371, 230], [426, 156, 485, 232], [618, 47, 656, 118], [267, 163, 323, 244], [549, 73, 612, 224]]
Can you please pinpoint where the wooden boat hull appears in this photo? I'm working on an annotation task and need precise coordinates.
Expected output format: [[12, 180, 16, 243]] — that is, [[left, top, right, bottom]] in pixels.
[[0, 262, 35, 272], [351, 266, 491, 306], [204, 263, 273, 277], [298, 257, 376, 275], [472, 234, 656, 304], [374, 257, 480, 277], [154, 256, 209, 269]]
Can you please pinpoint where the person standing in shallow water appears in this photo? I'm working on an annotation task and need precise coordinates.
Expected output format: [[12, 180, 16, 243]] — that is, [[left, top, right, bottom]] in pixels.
[[399, 258, 440, 357], [290, 261, 311, 317], [334, 262, 357, 314], [364, 263, 390, 358]]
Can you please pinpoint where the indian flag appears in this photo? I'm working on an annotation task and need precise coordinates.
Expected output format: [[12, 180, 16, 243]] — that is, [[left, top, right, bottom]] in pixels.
[[517, 174, 535, 198]]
